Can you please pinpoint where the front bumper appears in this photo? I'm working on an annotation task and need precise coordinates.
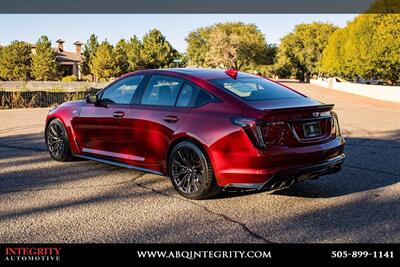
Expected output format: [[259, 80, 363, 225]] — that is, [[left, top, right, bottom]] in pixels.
[[224, 153, 345, 191]]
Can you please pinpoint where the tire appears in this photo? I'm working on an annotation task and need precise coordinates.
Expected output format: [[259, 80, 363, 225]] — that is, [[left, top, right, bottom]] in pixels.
[[45, 118, 73, 162], [169, 141, 220, 200]]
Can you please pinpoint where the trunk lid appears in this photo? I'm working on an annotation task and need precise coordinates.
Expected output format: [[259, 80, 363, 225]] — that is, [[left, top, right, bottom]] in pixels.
[[247, 98, 337, 147]]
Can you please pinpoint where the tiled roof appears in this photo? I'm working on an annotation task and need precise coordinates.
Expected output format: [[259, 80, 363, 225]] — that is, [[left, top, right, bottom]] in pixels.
[[53, 48, 82, 63]]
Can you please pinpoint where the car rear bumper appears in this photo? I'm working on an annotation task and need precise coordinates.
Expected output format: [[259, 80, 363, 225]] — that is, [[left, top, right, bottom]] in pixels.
[[223, 153, 345, 190]]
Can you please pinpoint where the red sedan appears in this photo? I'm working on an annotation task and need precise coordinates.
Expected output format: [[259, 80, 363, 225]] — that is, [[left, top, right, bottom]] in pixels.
[[45, 68, 345, 199]]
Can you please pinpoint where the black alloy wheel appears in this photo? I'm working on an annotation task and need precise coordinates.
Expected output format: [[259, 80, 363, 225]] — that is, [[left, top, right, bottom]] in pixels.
[[46, 119, 73, 161], [169, 141, 220, 200]]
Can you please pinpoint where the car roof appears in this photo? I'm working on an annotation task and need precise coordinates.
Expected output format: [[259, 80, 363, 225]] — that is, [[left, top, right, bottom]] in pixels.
[[127, 68, 259, 80]]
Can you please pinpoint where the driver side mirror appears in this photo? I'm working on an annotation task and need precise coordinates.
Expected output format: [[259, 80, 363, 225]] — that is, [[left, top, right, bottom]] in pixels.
[[86, 94, 98, 104], [86, 94, 108, 107]]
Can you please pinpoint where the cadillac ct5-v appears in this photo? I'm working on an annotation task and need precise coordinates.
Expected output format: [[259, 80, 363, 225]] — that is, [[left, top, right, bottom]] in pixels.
[[45, 68, 345, 199]]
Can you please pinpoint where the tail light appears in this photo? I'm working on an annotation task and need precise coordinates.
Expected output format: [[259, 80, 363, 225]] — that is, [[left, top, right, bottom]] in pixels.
[[332, 111, 341, 136], [232, 118, 266, 149]]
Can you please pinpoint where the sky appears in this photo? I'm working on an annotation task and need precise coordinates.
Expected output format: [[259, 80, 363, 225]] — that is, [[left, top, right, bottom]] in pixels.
[[0, 14, 357, 53]]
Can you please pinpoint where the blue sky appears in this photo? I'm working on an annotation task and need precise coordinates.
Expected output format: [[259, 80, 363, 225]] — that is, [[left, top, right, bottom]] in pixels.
[[0, 14, 357, 53]]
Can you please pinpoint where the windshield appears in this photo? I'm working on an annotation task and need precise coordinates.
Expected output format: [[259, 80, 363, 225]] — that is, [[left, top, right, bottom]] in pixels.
[[210, 77, 302, 101]]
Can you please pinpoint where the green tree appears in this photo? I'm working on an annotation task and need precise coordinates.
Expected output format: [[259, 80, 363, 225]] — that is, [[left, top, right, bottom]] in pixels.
[[321, 14, 400, 84], [0, 41, 32, 81], [31, 35, 58, 81], [90, 41, 117, 80], [275, 22, 338, 81], [126, 36, 144, 71], [186, 22, 273, 71], [372, 14, 400, 84], [81, 34, 99, 76], [207, 23, 269, 70], [141, 29, 178, 69], [274, 33, 305, 80], [185, 26, 212, 67], [114, 39, 129, 76]]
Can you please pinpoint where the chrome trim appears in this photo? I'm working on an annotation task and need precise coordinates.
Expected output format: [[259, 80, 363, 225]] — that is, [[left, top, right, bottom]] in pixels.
[[287, 115, 331, 122], [73, 154, 163, 175], [286, 119, 332, 143]]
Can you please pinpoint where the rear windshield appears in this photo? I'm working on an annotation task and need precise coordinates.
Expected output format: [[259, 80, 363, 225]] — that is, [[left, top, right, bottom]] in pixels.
[[210, 77, 302, 101]]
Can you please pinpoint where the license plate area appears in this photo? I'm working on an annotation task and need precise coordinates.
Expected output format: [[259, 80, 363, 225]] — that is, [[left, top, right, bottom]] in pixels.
[[303, 121, 321, 138]]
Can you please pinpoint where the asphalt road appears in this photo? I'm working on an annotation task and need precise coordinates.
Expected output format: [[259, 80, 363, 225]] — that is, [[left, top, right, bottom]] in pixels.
[[0, 82, 399, 243]]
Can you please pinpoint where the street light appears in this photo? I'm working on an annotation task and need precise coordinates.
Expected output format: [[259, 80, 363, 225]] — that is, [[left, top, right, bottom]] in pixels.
[[173, 59, 182, 68]]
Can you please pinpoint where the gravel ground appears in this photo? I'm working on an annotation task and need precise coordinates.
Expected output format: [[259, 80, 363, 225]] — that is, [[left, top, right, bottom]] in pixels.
[[0, 82, 399, 243]]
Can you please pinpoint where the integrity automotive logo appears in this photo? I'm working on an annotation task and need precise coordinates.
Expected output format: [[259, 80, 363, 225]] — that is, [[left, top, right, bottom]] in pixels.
[[3, 247, 62, 262]]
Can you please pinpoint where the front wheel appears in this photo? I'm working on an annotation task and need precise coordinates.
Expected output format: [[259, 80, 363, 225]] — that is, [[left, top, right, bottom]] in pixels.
[[45, 118, 73, 161], [169, 141, 220, 200]]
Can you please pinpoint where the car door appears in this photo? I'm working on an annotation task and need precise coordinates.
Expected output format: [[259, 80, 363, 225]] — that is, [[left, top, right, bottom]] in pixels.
[[124, 75, 196, 171], [73, 75, 145, 160]]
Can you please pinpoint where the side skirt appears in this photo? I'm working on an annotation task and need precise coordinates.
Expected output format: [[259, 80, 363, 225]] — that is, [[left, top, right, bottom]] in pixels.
[[73, 154, 163, 176]]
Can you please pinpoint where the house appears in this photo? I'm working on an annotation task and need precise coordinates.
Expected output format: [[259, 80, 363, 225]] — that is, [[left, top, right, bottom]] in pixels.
[[2, 39, 83, 80], [30, 39, 83, 79], [54, 39, 83, 79]]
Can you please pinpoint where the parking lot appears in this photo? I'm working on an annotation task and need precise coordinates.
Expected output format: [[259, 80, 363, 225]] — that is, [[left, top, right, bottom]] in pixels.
[[0, 82, 399, 243]]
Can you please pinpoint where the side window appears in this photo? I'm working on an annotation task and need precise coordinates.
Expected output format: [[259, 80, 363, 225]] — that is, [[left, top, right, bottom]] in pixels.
[[141, 75, 183, 106], [100, 75, 144, 104], [194, 89, 213, 106], [176, 83, 195, 107], [176, 82, 215, 108]]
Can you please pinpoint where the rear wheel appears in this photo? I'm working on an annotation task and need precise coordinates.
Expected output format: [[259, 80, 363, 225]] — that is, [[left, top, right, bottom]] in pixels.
[[46, 119, 73, 161], [169, 141, 220, 200]]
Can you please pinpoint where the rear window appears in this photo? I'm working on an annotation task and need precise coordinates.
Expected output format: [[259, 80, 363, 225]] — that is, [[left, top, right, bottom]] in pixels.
[[210, 77, 302, 101]]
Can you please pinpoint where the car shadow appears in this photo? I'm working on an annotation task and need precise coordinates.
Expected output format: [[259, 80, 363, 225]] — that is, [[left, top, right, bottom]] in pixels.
[[1, 131, 399, 200]]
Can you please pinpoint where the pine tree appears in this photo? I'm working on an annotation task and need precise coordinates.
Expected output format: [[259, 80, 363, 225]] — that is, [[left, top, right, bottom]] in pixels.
[[141, 29, 178, 69], [81, 34, 99, 76], [126, 36, 144, 71], [114, 39, 129, 76], [31, 35, 58, 81], [89, 41, 117, 80], [0, 41, 32, 81]]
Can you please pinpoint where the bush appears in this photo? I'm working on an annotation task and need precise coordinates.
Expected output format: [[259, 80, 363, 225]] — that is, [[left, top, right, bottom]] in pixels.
[[61, 75, 78, 82]]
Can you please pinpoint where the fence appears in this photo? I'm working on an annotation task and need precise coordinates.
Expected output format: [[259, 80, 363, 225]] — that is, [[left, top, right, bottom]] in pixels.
[[310, 78, 400, 103], [0, 81, 109, 92], [0, 88, 101, 109]]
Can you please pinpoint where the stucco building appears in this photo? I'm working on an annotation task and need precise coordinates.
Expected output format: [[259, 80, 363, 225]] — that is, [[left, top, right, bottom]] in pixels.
[[54, 39, 83, 79]]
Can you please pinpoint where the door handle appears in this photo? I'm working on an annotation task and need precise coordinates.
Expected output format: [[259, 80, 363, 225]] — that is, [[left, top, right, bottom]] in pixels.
[[163, 115, 179, 123], [112, 111, 125, 118]]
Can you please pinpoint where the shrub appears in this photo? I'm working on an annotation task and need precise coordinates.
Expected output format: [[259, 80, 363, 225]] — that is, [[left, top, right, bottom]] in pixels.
[[62, 75, 78, 82]]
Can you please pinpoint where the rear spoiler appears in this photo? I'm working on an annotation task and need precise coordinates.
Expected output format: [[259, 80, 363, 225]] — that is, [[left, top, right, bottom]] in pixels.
[[266, 104, 334, 114]]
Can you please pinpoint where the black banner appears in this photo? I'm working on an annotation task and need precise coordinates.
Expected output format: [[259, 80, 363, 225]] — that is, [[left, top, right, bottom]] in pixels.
[[0, 243, 399, 266], [0, 0, 399, 14]]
